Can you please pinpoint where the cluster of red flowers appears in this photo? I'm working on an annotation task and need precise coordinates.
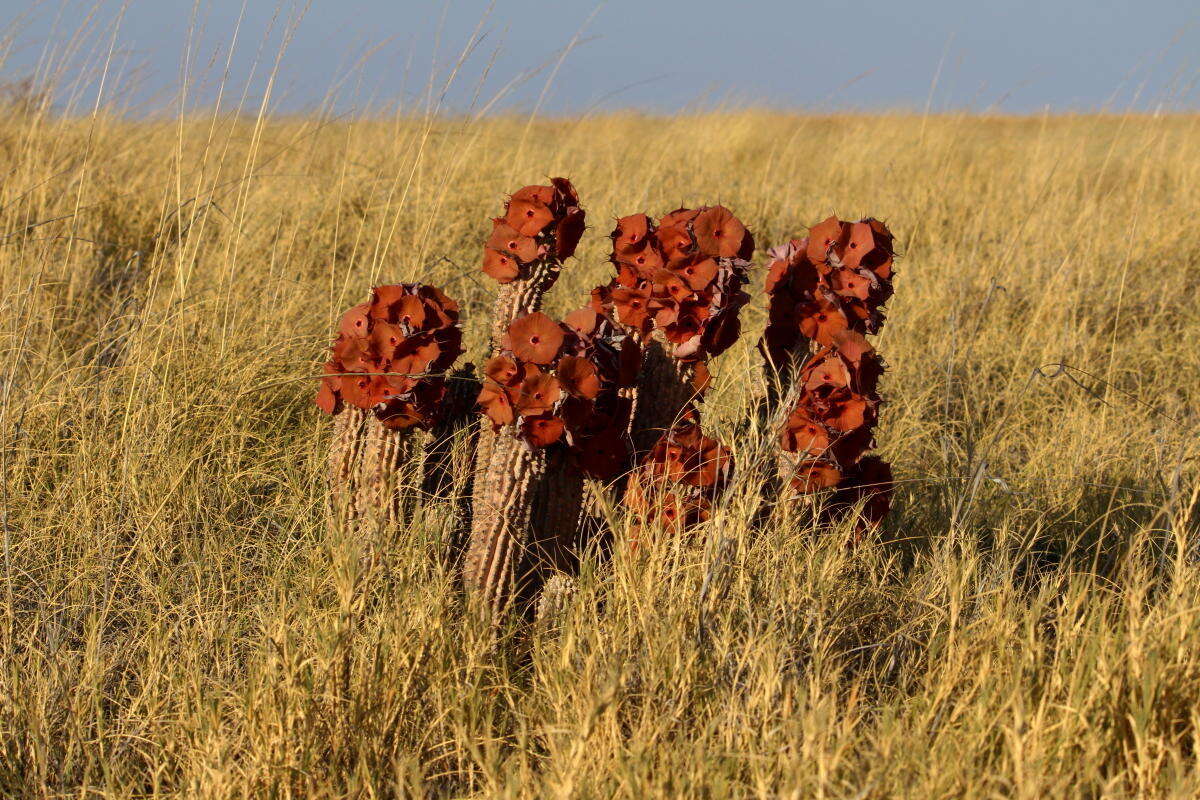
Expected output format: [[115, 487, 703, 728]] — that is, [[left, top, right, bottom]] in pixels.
[[762, 216, 895, 367], [481, 178, 585, 283], [781, 332, 892, 526], [476, 309, 640, 479], [590, 206, 753, 370], [766, 217, 897, 531], [316, 284, 465, 429], [625, 411, 733, 542]]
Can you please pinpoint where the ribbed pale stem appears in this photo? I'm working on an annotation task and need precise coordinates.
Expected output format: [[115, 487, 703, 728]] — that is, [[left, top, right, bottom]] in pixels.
[[466, 257, 573, 618], [328, 407, 370, 533], [628, 334, 699, 456]]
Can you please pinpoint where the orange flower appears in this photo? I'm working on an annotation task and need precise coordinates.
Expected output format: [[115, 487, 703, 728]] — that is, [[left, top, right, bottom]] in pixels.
[[369, 286, 406, 318], [511, 184, 555, 205], [652, 268, 692, 304], [369, 322, 405, 360], [477, 384, 515, 426], [612, 213, 652, 251], [797, 295, 850, 345], [484, 354, 522, 387], [801, 349, 852, 395], [521, 414, 565, 447], [506, 312, 565, 365], [829, 267, 873, 301], [315, 362, 341, 414], [482, 248, 520, 283], [564, 308, 601, 337], [659, 207, 701, 227], [505, 195, 555, 236], [416, 284, 460, 318], [556, 356, 601, 400], [835, 221, 876, 270], [340, 373, 391, 409], [331, 334, 372, 372], [790, 460, 842, 493], [823, 394, 872, 432], [487, 218, 541, 263], [693, 205, 746, 258], [673, 256, 718, 291], [657, 223, 694, 264], [806, 215, 842, 264], [339, 303, 371, 338], [782, 409, 833, 457], [617, 240, 665, 275], [683, 435, 732, 490], [389, 338, 443, 386], [612, 286, 652, 330], [514, 371, 562, 416]]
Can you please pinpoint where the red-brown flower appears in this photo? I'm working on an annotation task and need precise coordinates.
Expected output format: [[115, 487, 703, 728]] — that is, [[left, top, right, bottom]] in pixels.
[[623, 411, 731, 545], [506, 312, 566, 365], [479, 178, 586, 284], [767, 216, 898, 535], [317, 283, 464, 430]]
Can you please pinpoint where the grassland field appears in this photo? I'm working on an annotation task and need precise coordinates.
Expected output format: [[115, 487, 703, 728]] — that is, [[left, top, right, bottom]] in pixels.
[[1, 108, 1199, 797]]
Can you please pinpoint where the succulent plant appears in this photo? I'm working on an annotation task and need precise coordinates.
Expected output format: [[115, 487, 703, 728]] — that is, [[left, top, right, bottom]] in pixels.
[[465, 179, 589, 617], [478, 310, 638, 476], [762, 216, 894, 382], [624, 410, 733, 550], [318, 284, 465, 543], [590, 205, 753, 454], [764, 217, 897, 536]]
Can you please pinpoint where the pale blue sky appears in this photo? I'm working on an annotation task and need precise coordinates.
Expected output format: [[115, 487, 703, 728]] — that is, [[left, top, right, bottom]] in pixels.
[[5, 0, 1199, 115]]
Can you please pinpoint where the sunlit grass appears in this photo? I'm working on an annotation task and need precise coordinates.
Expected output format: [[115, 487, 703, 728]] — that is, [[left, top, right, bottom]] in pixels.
[[1, 104, 1198, 797]]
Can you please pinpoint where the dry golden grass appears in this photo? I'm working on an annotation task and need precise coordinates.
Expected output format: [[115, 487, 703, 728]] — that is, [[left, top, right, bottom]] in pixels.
[[1, 104, 1199, 797]]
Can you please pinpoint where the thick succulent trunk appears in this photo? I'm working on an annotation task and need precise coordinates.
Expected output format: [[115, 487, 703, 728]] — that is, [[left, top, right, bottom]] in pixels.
[[465, 260, 583, 618], [534, 572, 577, 634], [328, 406, 371, 533], [629, 335, 699, 456], [421, 365, 482, 565], [526, 445, 585, 577], [464, 430, 543, 615], [328, 406, 427, 563]]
